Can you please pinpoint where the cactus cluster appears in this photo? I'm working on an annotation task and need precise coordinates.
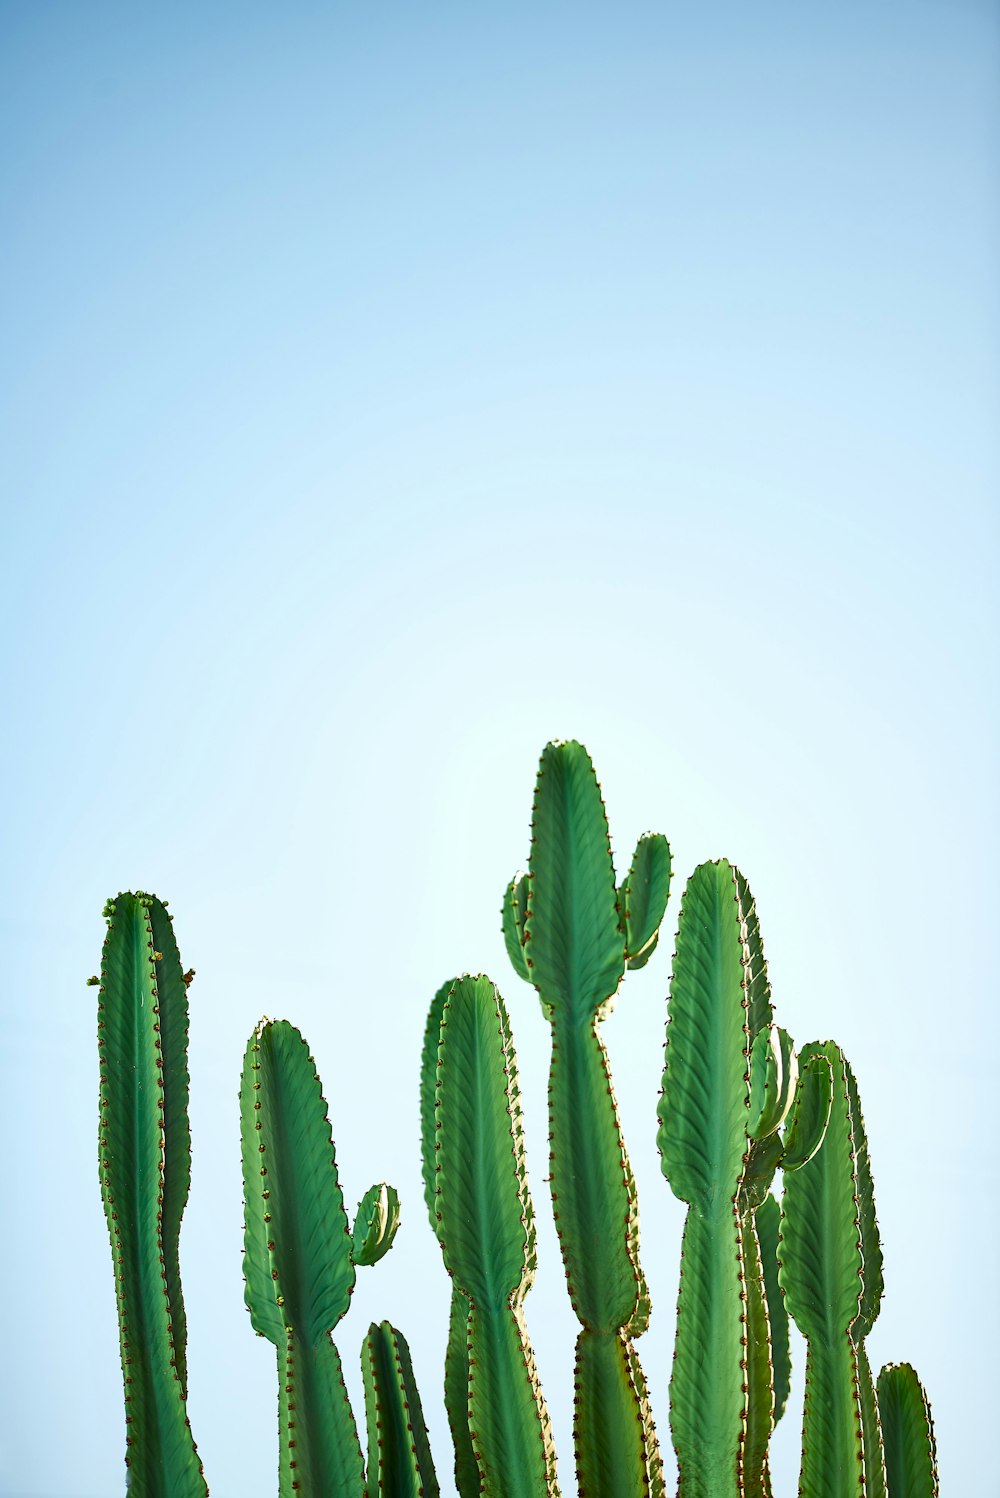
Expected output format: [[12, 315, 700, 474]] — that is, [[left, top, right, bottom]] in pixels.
[[94, 743, 939, 1497]]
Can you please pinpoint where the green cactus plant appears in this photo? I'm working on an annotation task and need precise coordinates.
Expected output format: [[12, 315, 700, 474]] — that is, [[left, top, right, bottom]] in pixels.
[[502, 739, 672, 1498], [96, 891, 207, 1498], [423, 973, 558, 1498]]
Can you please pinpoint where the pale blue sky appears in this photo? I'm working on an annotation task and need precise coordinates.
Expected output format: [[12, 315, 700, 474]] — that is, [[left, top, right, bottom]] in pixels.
[[1, 4, 997, 1495]]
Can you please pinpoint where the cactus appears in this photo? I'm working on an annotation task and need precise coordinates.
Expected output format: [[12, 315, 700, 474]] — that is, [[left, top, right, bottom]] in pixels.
[[656, 861, 833, 1497], [424, 973, 558, 1498], [876, 1363, 939, 1498], [778, 1040, 887, 1497], [96, 891, 207, 1497], [92, 745, 940, 1498], [503, 739, 672, 1498], [240, 1018, 370, 1497], [361, 1321, 440, 1497]]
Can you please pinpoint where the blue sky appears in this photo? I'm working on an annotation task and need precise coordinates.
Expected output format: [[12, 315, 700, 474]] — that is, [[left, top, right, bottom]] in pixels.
[[1, 3, 997, 1495]]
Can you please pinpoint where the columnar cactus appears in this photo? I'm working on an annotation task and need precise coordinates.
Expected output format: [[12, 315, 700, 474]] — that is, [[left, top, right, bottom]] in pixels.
[[778, 1041, 886, 1497], [656, 862, 832, 1497], [503, 740, 672, 1498], [240, 1018, 370, 1497], [96, 891, 207, 1497], [423, 974, 558, 1498]]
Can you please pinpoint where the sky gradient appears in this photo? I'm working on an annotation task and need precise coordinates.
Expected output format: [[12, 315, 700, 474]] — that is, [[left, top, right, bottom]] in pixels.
[[2, 3, 998, 1495]]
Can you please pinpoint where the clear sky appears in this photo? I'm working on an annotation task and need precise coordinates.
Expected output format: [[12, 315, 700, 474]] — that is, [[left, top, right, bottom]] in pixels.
[[1, 3, 997, 1495]]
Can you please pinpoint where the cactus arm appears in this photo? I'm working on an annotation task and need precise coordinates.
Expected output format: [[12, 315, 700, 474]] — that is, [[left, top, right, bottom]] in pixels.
[[146, 898, 194, 1401], [523, 740, 625, 1022], [780, 1053, 833, 1173], [756, 1194, 791, 1428], [362, 1320, 440, 1498], [619, 833, 672, 970], [421, 979, 480, 1493], [444, 1286, 481, 1498], [845, 1063, 883, 1342], [433, 978, 534, 1309], [857, 1345, 888, 1498], [502, 875, 531, 984], [741, 1213, 775, 1498], [657, 860, 750, 1210], [877, 1364, 939, 1498], [240, 1019, 364, 1497], [748, 1026, 785, 1141], [352, 1183, 401, 1267], [843, 1061, 886, 1495], [432, 975, 557, 1498], [735, 869, 773, 1040], [97, 892, 207, 1498], [421, 978, 459, 1222], [778, 1040, 865, 1498]]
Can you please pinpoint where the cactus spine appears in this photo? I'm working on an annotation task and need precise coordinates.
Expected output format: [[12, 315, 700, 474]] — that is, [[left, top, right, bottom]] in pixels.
[[778, 1041, 886, 1497], [505, 740, 672, 1498], [96, 891, 207, 1497], [425, 974, 558, 1498], [240, 1018, 367, 1497]]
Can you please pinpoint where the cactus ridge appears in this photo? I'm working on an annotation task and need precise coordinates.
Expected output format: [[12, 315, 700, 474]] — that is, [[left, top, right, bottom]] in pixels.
[[97, 891, 207, 1497]]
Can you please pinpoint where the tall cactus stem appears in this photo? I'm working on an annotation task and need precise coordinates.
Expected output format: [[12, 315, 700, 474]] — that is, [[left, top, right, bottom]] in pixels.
[[425, 974, 558, 1498], [96, 891, 207, 1498], [240, 1018, 366, 1497], [508, 741, 670, 1497]]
